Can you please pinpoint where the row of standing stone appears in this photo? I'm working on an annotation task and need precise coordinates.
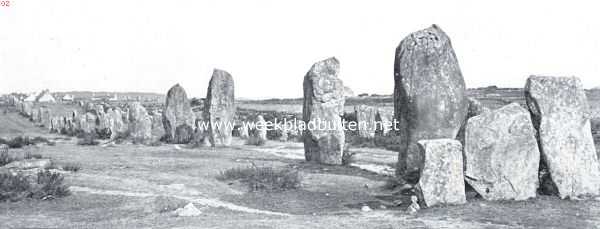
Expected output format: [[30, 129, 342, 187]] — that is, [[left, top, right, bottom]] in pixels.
[[7, 24, 599, 208], [10, 69, 236, 148]]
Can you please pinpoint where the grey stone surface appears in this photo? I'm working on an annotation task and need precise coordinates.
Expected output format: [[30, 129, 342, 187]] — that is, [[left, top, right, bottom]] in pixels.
[[394, 25, 468, 178], [303, 57, 345, 165], [163, 84, 195, 144], [354, 105, 377, 138], [465, 103, 540, 200], [205, 69, 235, 147], [128, 102, 152, 144], [525, 75, 600, 198], [416, 139, 466, 207]]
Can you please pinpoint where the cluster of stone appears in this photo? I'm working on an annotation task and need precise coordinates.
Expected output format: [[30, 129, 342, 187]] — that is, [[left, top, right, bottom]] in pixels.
[[389, 25, 600, 209]]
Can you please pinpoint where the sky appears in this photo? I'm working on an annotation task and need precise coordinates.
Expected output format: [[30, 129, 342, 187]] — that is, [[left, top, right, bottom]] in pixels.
[[1, 0, 599, 98]]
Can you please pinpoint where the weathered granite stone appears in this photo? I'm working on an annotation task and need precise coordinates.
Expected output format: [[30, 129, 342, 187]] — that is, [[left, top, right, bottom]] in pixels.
[[465, 103, 540, 201], [416, 139, 466, 207], [238, 124, 249, 139], [107, 108, 127, 140], [303, 57, 345, 165], [525, 75, 600, 198], [354, 105, 377, 138], [205, 69, 235, 147], [151, 112, 166, 143], [394, 25, 468, 178], [77, 112, 97, 134], [128, 102, 152, 144], [375, 108, 394, 137], [255, 115, 268, 142], [247, 115, 268, 145], [163, 84, 195, 143]]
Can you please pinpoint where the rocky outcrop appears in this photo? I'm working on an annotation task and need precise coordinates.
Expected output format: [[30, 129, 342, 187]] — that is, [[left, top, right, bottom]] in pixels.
[[394, 25, 468, 179], [303, 57, 345, 165]]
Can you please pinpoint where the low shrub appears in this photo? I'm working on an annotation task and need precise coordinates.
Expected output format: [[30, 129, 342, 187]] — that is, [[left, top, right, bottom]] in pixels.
[[0, 150, 17, 167], [0, 136, 52, 149], [341, 148, 358, 166], [77, 132, 99, 146], [24, 152, 43, 160], [0, 173, 31, 202], [217, 165, 301, 192], [32, 170, 70, 200], [62, 163, 81, 172], [95, 128, 112, 140], [0, 170, 70, 202]]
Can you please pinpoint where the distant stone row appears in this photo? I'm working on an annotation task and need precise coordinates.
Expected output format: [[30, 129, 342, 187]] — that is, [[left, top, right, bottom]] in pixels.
[[10, 69, 236, 147]]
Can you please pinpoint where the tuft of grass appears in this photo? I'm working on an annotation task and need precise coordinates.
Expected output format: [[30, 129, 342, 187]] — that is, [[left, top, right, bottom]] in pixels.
[[0, 136, 51, 149], [217, 165, 301, 192], [62, 163, 81, 172]]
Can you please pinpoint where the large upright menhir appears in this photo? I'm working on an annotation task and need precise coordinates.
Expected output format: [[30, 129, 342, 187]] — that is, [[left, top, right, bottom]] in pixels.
[[303, 57, 345, 165], [205, 69, 235, 147], [394, 24, 468, 179], [163, 84, 195, 144], [525, 76, 600, 199]]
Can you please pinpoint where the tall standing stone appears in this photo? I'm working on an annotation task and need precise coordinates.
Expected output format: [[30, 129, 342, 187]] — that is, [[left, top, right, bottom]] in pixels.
[[375, 108, 394, 137], [525, 76, 600, 198], [303, 57, 345, 165], [394, 25, 468, 179], [247, 115, 268, 145], [354, 105, 377, 138], [128, 102, 153, 144], [162, 84, 195, 144], [110, 108, 127, 139], [416, 139, 466, 207], [465, 103, 540, 201], [151, 112, 166, 143], [205, 69, 235, 147]]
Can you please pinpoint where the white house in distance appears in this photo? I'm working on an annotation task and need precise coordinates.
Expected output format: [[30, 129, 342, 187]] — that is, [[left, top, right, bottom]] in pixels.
[[62, 94, 74, 102], [23, 90, 57, 103]]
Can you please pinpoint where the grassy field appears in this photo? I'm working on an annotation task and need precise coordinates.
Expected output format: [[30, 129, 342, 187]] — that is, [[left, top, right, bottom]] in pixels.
[[1, 108, 600, 228]]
